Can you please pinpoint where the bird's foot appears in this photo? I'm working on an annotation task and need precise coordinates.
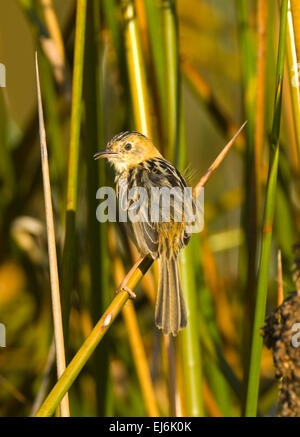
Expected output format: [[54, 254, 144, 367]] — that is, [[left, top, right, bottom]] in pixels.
[[116, 285, 136, 299]]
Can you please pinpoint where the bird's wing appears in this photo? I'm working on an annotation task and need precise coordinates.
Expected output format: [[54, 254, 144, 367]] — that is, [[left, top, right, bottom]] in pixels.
[[118, 174, 159, 257], [145, 161, 192, 251], [118, 159, 193, 257]]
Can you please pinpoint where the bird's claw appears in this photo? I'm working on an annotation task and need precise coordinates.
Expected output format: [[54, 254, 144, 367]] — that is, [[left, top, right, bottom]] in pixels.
[[117, 285, 136, 299]]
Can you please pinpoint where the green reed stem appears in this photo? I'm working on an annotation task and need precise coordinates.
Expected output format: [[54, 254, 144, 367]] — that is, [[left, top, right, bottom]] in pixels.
[[36, 257, 153, 417], [61, 0, 87, 349], [160, 0, 203, 416], [162, 0, 180, 162], [179, 242, 204, 416], [102, 0, 126, 77]]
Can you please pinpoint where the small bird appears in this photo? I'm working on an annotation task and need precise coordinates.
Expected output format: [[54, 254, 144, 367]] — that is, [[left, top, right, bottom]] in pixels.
[[95, 131, 192, 336]]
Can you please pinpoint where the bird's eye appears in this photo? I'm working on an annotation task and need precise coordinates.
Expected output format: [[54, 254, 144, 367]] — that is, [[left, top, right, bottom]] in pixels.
[[124, 142, 132, 151]]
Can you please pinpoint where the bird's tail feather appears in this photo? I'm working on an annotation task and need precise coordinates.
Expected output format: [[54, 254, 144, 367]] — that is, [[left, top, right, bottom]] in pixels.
[[155, 256, 187, 336]]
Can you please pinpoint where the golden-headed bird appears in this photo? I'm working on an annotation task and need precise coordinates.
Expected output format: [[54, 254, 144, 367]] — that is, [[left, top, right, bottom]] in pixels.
[[95, 131, 193, 336]]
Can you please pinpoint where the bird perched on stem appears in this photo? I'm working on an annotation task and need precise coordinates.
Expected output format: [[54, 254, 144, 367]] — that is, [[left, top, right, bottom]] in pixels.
[[95, 131, 194, 336]]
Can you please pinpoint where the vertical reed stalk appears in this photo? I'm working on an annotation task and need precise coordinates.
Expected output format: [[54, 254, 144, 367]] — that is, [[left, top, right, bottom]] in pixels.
[[122, 0, 152, 136], [162, 0, 180, 162], [35, 54, 70, 417], [61, 0, 87, 350], [178, 244, 204, 416]]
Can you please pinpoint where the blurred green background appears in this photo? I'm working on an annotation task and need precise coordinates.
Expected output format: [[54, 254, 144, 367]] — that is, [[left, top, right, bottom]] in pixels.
[[0, 0, 299, 417]]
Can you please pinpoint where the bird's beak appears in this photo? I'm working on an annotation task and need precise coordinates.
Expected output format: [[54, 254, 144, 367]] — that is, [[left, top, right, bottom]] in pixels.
[[94, 149, 118, 160]]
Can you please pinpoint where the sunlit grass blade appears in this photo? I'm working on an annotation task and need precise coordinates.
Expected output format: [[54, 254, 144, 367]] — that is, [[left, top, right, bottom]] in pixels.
[[35, 53, 70, 417], [244, 0, 288, 417], [121, 0, 151, 136]]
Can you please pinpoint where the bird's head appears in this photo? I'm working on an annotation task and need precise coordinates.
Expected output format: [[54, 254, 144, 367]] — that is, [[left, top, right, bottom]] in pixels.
[[94, 131, 162, 173]]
